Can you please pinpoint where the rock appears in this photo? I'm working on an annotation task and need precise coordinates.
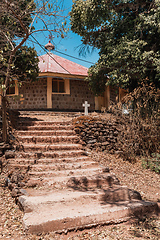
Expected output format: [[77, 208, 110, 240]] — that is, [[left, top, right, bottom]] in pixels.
[[88, 139, 96, 144], [8, 182, 16, 191], [115, 151, 123, 155], [5, 150, 15, 159], [18, 182, 26, 188], [102, 146, 106, 150], [9, 133, 16, 141], [5, 177, 11, 187], [19, 189, 28, 196], [0, 159, 3, 172], [94, 131, 99, 137], [103, 167, 110, 173], [8, 170, 13, 178], [11, 188, 19, 198], [74, 116, 123, 153], [102, 141, 110, 146], [26, 179, 39, 188], [11, 174, 18, 184], [87, 144, 92, 149], [129, 189, 142, 200]]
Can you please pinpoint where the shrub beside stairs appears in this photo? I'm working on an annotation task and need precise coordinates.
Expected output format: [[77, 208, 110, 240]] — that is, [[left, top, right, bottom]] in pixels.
[[7, 113, 158, 234]]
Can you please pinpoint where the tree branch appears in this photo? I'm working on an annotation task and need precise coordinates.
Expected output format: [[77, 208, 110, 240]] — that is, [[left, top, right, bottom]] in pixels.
[[0, 30, 14, 50], [4, 0, 29, 36]]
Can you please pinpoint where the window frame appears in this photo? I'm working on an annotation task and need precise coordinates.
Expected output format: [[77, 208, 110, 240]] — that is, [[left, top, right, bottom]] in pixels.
[[6, 80, 18, 96], [52, 78, 65, 93], [52, 78, 70, 95]]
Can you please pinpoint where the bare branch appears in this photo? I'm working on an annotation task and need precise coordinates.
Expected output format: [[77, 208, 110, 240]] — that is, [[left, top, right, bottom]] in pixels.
[[4, 0, 29, 36], [0, 31, 14, 50]]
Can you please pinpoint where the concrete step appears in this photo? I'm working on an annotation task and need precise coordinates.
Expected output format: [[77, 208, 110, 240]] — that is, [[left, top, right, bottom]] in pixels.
[[19, 143, 82, 152], [17, 130, 75, 136], [28, 167, 102, 178], [32, 161, 98, 171], [14, 113, 158, 235], [18, 120, 72, 126], [18, 135, 78, 144], [8, 161, 99, 172], [18, 189, 158, 234], [17, 125, 73, 131], [19, 187, 134, 213], [26, 172, 120, 189], [16, 149, 86, 159], [8, 156, 91, 165]]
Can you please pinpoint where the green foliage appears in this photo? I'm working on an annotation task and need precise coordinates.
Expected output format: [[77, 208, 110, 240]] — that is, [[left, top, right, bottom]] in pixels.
[[0, 0, 67, 92], [0, 0, 36, 39], [0, 0, 67, 142], [142, 153, 160, 173], [70, 0, 160, 94], [0, 46, 39, 86], [14, 46, 39, 82], [0, 0, 39, 89], [87, 64, 108, 96]]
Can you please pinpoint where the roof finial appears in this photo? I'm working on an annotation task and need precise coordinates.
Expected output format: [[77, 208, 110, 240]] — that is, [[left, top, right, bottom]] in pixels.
[[45, 35, 55, 52]]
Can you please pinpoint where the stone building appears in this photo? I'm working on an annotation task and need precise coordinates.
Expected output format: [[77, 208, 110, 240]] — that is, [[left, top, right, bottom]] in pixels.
[[0, 41, 126, 111]]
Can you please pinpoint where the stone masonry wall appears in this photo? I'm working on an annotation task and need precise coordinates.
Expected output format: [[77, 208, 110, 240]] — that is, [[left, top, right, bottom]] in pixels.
[[7, 79, 95, 111], [73, 116, 122, 154], [8, 78, 47, 109], [52, 80, 95, 111]]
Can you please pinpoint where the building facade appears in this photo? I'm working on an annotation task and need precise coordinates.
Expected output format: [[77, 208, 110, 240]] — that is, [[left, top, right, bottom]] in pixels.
[[0, 42, 126, 111]]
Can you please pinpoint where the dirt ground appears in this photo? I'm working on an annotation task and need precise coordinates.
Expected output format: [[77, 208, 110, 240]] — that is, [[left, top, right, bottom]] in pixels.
[[0, 112, 160, 239]]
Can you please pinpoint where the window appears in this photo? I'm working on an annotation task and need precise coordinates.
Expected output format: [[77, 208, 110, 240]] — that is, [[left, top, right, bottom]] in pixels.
[[6, 81, 16, 95], [52, 79, 65, 93]]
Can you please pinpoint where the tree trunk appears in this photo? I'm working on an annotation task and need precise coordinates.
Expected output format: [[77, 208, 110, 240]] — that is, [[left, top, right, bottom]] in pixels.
[[2, 96, 8, 143]]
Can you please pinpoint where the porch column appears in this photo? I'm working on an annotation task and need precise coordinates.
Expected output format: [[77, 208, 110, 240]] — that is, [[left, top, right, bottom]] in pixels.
[[15, 80, 19, 95], [95, 96, 104, 111], [119, 87, 127, 102], [104, 85, 110, 109], [0, 89, 1, 107], [47, 77, 52, 108]]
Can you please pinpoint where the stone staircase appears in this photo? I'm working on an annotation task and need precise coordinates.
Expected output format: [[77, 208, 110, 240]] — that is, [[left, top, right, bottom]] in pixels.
[[10, 118, 99, 188], [8, 112, 158, 234]]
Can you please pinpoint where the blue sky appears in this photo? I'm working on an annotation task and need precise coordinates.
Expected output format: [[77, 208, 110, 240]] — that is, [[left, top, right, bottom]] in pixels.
[[27, 0, 99, 68]]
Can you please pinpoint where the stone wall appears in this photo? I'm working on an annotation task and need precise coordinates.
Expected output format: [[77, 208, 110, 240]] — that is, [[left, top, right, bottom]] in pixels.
[[8, 78, 47, 109], [7, 79, 95, 111], [52, 80, 95, 111], [73, 116, 122, 154]]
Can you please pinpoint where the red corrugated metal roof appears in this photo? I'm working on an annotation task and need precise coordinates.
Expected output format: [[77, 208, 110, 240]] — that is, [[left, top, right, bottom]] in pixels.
[[38, 53, 88, 76]]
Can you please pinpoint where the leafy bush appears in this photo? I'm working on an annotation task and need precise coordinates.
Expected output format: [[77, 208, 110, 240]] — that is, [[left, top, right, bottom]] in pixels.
[[109, 80, 160, 164], [142, 153, 160, 173]]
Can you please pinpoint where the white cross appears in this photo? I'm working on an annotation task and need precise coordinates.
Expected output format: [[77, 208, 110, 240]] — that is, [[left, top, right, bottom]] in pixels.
[[82, 101, 90, 115]]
